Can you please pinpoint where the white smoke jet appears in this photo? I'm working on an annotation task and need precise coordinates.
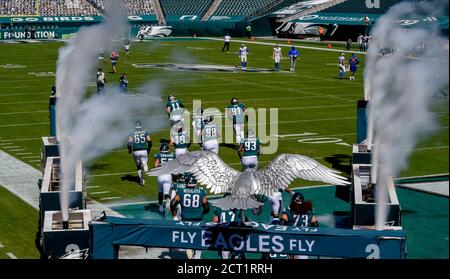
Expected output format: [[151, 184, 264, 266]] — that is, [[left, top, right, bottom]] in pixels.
[[365, 1, 449, 229], [56, 2, 165, 221]]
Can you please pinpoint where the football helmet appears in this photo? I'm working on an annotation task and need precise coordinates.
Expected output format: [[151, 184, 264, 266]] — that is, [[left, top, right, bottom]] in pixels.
[[203, 115, 214, 124], [177, 172, 186, 182], [230, 97, 238, 105], [292, 192, 305, 204], [186, 176, 196, 187], [247, 129, 255, 138], [135, 120, 143, 129], [160, 142, 169, 152]]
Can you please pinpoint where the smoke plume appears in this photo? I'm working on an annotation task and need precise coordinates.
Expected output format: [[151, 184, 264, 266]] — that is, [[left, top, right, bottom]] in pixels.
[[56, 1, 165, 221], [364, 1, 449, 229]]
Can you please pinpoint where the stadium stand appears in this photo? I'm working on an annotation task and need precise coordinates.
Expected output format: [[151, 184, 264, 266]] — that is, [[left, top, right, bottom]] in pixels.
[[38, 0, 100, 16], [87, 0, 156, 15], [0, 0, 156, 17], [320, 0, 449, 15], [213, 0, 275, 17], [0, 0, 38, 15], [244, 0, 304, 20], [159, 0, 214, 17]]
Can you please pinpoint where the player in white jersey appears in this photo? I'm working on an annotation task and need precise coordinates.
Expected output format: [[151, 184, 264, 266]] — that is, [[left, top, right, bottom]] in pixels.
[[170, 124, 189, 157], [273, 44, 282, 72], [124, 39, 131, 58], [338, 53, 346, 79], [202, 116, 220, 154], [238, 44, 249, 70], [192, 108, 204, 147], [268, 187, 294, 224]]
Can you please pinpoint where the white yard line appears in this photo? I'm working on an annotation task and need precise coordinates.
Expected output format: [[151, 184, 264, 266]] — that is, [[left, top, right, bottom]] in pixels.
[[10, 149, 26, 152], [16, 152, 33, 155], [90, 191, 111, 195], [0, 111, 48, 115], [86, 185, 100, 189], [6, 252, 17, 259], [203, 37, 367, 55], [0, 122, 49, 128], [414, 145, 448, 151], [100, 197, 122, 201], [29, 160, 41, 162], [0, 101, 48, 105], [0, 138, 43, 142]]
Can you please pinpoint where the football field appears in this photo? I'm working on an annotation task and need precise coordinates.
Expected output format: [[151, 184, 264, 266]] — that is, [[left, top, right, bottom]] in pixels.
[[0, 38, 448, 204], [0, 38, 448, 259]]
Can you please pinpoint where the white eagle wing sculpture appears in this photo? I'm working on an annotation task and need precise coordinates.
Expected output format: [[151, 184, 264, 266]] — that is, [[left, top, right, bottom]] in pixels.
[[256, 154, 350, 197], [148, 151, 349, 210], [148, 151, 240, 194]]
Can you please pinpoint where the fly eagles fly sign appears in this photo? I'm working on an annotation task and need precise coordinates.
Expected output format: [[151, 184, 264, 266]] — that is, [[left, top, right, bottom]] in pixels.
[[90, 217, 406, 259]]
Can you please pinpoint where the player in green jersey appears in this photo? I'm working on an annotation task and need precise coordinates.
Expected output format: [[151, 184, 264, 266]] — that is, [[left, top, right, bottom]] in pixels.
[[170, 123, 190, 157], [238, 129, 260, 170], [154, 142, 176, 213], [226, 97, 247, 145], [171, 176, 210, 259], [166, 94, 185, 127], [281, 192, 318, 259], [127, 121, 152, 186]]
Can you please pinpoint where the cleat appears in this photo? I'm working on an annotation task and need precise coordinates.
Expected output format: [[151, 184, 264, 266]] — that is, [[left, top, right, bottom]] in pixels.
[[140, 179, 145, 186], [159, 204, 164, 213], [142, 161, 148, 172], [165, 198, 171, 214], [186, 249, 194, 259]]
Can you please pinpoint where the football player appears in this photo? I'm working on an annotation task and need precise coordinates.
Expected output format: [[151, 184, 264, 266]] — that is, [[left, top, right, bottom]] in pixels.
[[201, 115, 220, 154], [127, 121, 152, 186], [170, 123, 190, 157], [119, 73, 128, 93], [280, 192, 318, 259], [170, 176, 210, 259], [288, 46, 300, 72], [238, 129, 260, 170], [96, 67, 106, 95], [212, 193, 249, 259], [166, 94, 185, 128], [124, 38, 131, 58], [227, 97, 247, 145], [192, 108, 204, 147], [273, 44, 282, 72], [154, 142, 176, 213], [268, 187, 294, 224], [338, 53, 346, 79], [348, 53, 360, 80], [98, 48, 105, 65], [168, 172, 187, 218], [238, 43, 249, 70], [110, 50, 119, 74]]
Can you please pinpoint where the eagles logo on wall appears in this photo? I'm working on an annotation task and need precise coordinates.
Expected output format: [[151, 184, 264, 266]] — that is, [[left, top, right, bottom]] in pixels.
[[275, 22, 338, 38], [137, 26, 173, 38]]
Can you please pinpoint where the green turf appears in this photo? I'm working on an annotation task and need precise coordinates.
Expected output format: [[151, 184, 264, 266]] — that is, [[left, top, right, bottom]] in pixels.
[[0, 186, 40, 259], [0, 38, 448, 205]]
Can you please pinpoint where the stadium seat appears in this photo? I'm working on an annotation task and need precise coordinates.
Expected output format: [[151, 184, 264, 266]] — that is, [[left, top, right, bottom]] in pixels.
[[160, 0, 214, 17]]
